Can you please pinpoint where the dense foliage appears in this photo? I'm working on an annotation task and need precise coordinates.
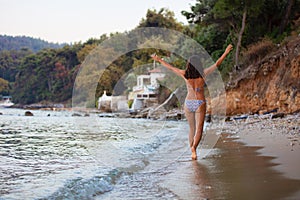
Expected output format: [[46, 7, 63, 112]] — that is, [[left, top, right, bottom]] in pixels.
[[12, 45, 81, 104], [182, 0, 300, 76], [0, 35, 65, 52], [0, 2, 299, 105]]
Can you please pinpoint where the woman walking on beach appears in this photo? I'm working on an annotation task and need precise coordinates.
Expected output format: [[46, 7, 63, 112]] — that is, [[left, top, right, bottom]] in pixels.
[[151, 44, 233, 160]]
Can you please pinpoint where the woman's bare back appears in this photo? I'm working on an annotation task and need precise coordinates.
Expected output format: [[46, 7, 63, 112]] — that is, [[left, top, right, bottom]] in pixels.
[[185, 78, 206, 100]]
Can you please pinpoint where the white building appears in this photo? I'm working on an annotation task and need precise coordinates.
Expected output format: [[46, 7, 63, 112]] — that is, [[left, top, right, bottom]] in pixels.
[[129, 68, 165, 111], [97, 67, 165, 113]]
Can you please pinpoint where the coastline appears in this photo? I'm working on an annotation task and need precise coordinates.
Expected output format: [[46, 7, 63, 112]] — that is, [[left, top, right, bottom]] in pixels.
[[1, 107, 299, 199], [2, 106, 299, 178], [222, 112, 300, 180]]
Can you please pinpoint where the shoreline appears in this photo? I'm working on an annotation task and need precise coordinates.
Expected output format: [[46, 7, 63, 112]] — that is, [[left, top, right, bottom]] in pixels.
[[1, 107, 299, 199], [159, 117, 300, 200], [221, 112, 300, 180], [97, 112, 300, 199]]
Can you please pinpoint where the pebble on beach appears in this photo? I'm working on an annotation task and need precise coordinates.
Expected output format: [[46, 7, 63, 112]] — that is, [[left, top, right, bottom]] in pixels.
[[25, 111, 34, 116]]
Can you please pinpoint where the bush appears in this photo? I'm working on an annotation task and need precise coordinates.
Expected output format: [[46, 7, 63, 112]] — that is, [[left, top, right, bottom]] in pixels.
[[127, 99, 133, 108], [242, 38, 275, 67]]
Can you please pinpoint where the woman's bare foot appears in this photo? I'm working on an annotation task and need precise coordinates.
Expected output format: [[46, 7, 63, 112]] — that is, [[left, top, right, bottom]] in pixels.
[[191, 146, 197, 160]]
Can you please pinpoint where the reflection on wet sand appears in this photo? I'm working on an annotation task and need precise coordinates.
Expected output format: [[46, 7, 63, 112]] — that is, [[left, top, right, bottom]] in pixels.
[[161, 134, 300, 199], [160, 159, 213, 200], [190, 161, 214, 199]]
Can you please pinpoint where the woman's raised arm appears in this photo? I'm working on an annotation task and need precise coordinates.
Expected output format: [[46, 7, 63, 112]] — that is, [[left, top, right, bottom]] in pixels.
[[151, 54, 185, 78], [204, 44, 233, 77]]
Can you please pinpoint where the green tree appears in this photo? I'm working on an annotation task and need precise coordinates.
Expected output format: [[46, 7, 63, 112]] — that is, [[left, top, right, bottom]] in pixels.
[[12, 46, 80, 104], [138, 8, 184, 32], [181, 0, 217, 24], [77, 43, 98, 63], [0, 49, 32, 83], [212, 0, 265, 67], [183, 0, 300, 67], [0, 78, 9, 94], [279, 0, 296, 34]]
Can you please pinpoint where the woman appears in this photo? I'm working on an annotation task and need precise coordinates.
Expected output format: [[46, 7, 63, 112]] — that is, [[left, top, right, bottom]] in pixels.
[[151, 44, 233, 160]]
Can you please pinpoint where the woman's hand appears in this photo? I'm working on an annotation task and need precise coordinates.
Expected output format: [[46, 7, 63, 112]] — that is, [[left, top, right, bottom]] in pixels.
[[210, 44, 233, 70], [225, 44, 233, 54], [151, 54, 161, 62]]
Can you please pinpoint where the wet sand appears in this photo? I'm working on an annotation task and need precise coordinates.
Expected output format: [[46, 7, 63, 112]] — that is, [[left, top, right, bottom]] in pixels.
[[97, 114, 299, 199], [223, 113, 300, 180], [160, 114, 300, 199]]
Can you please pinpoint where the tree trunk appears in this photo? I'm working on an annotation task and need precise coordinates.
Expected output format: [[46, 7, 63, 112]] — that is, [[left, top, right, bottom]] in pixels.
[[47, 74, 53, 92], [235, 9, 247, 68], [279, 0, 295, 34]]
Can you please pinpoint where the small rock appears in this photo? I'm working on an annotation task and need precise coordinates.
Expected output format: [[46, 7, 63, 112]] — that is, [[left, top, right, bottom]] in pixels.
[[206, 114, 212, 122], [271, 113, 285, 119], [72, 113, 81, 117], [25, 111, 34, 116], [98, 113, 115, 118], [225, 116, 231, 122]]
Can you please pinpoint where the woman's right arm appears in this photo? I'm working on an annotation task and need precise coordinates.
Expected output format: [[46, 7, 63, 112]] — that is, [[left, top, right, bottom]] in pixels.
[[151, 54, 185, 78]]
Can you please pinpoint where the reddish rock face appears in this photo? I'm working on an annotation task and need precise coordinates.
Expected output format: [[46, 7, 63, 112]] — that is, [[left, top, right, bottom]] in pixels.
[[209, 37, 300, 116]]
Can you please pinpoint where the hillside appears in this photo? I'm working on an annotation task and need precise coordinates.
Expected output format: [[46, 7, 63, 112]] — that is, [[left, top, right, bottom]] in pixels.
[[217, 36, 300, 116], [1, 5, 299, 109], [0, 35, 65, 52]]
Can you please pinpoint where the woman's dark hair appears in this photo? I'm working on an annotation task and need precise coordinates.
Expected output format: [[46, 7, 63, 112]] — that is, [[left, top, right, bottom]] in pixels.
[[184, 55, 204, 79]]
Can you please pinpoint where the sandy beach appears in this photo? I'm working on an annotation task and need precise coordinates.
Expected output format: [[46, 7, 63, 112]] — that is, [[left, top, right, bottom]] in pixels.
[[157, 113, 300, 200], [223, 113, 300, 180]]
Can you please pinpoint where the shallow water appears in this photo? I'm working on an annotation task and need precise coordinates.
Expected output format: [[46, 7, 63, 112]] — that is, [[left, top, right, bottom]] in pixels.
[[0, 108, 299, 199], [0, 108, 189, 199]]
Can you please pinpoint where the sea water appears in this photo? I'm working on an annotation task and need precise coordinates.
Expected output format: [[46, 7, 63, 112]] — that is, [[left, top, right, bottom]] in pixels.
[[0, 108, 194, 199], [2, 109, 299, 199]]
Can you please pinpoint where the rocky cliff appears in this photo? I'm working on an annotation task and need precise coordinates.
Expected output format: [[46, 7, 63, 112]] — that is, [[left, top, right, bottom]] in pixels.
[[219, 36, 300, 116]]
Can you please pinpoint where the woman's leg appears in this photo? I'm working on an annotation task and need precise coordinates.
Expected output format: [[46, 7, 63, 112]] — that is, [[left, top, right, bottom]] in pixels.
[[184, 106, 196, 148], [191, 103, 206, 159]]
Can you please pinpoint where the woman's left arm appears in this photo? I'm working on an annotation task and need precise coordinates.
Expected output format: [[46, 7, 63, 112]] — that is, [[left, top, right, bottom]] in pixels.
[[204, 44, 233, 76]]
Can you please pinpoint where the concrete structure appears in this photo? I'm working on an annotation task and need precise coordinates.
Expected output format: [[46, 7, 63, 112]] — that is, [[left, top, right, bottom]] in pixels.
[[98, 91, 128, 112]]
